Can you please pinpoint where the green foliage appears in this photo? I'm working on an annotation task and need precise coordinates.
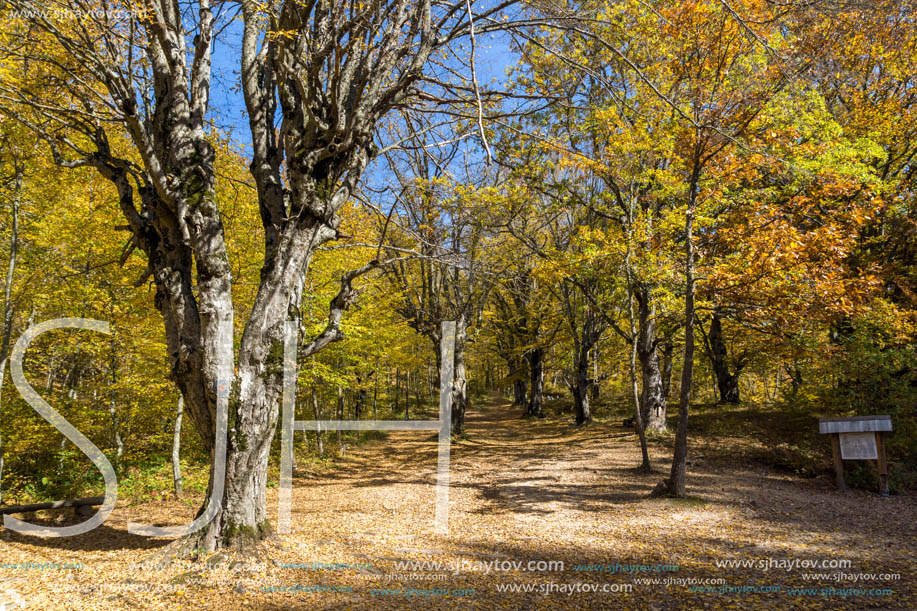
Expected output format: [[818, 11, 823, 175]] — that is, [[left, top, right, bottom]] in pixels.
[[819, 302, 917, 473]]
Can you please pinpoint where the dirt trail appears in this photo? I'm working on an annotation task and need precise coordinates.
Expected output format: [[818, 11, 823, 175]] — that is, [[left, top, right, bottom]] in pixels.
[[2, 397, 914, 609]]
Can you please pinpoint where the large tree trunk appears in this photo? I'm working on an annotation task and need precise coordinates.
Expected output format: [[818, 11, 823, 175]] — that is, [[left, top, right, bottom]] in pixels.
[[451, 315, 469, 435], [169, 192, 336, 552], [708, 310, 740, 404], [572, 361, 591, 424], [570, 307, 600, 425], [201, 263, 323, 551], [525, 347, 545, 418], [86, 144, 244, 553], [636, 287, 667, 433], [512, 378, 527, 408], [155, 205, 239, 552], [572, 339, 592, 425]]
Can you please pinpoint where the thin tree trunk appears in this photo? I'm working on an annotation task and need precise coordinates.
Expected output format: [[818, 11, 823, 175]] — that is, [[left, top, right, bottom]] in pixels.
[[571, 309, 597, 425], [627, 275, 651, 471], [291, 395, 298, 472], [336, 385, 344, 447], [372, 367, 378, 421], [704, 309, 740, 404], [785, 362, 803, 398], [404, 371, 410, 420], [525, 347, 544, 418], [313, 389, 323, 457], [108, 358, 124, 467], [775, 363, 780, 398], [108, 311, 124, 468], [636, 287, 667, 433], [404, 369, 410, 411], [0, 163, 21, 504], [450, 314, 469, 435], [661, 342, 674, 400], [658, 162, 700, 498], [172, 396, 184, 497], [356, 382, 366, 421], [393, 368, 399, 414], [45, 354, 56, 394], [59, 438, 67, 476], [624, 211, 651, 470], [590, 343, 600, 401], [404, 375, 410, 421], [512, 357, 527, 409]]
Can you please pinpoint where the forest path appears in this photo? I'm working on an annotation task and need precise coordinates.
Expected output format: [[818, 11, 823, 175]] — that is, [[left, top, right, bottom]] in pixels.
[[2, 396, 915, 610]]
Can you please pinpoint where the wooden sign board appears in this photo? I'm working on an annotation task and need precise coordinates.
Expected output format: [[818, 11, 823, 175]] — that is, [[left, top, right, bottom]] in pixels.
[[818, 415, 892, 434], [818, 415, 892, 495], [839, 432, 878, 460]]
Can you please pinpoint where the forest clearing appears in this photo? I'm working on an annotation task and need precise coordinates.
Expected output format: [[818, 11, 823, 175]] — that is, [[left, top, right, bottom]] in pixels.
[[2, 397, 914, 610]]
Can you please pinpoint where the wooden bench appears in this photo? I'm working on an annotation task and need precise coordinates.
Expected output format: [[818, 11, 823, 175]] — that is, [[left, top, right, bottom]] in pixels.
[[0, 496, 104, 517]]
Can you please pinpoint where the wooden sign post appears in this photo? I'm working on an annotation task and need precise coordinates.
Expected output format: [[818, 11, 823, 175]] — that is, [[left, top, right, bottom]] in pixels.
[[819, 415, 892, 495]]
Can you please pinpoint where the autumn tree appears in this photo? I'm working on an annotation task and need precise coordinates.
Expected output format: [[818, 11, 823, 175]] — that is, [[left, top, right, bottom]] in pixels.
[[515, 0, 813, 492], [1, 0, 515, 550], [476, 154, 562, 419], [379, 119, 493, 435], [487, 263, 557, 418], [802, 0, 917, 415], [505, 0, 702, 436]]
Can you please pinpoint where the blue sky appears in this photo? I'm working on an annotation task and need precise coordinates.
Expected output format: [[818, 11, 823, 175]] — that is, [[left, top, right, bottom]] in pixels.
[[205, 19, 519, 157]]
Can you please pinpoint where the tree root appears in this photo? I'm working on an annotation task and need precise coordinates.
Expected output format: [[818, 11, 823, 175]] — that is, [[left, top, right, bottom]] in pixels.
[[649, 478, 680, 498], [136, 521, 278, 567]]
